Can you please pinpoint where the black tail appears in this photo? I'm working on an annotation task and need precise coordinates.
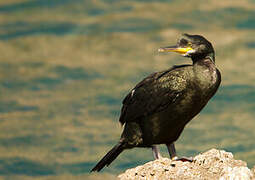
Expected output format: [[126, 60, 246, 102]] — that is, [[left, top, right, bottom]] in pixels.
[[91, 141, 125, 172]]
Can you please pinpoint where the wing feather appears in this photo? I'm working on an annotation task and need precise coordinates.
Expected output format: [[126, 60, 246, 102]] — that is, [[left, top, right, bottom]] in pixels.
[[119, 65, 190, 125]]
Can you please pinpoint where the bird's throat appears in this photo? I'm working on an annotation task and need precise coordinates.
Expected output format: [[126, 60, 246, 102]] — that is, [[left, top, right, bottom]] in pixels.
[[191, 52, 215, 65]]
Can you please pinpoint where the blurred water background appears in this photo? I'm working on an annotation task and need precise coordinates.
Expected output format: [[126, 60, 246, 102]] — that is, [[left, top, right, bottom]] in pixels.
[[0, 0, 255, 179]]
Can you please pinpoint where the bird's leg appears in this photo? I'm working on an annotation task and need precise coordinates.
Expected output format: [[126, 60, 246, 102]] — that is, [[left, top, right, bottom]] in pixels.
[[152, 145, 161, 159], [166, 143, 177, 160], [166, 143, 193, 162]]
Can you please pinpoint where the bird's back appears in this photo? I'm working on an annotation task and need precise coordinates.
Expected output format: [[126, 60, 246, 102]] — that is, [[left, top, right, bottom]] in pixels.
[[119, 65, 192, 125]]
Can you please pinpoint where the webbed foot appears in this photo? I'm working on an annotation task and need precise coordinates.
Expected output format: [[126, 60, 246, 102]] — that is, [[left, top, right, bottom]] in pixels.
[[171, 156, 193, 162]]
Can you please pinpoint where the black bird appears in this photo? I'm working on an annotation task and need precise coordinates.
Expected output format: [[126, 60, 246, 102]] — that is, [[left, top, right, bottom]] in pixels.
[[91, 34, 221, 172]]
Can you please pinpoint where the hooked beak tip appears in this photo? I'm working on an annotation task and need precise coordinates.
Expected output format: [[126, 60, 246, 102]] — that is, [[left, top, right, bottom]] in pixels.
[[158, 48, 165, 52]]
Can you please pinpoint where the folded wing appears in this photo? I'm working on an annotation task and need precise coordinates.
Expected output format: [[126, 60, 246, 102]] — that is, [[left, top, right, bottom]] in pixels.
[[119, 65, 190, 125]]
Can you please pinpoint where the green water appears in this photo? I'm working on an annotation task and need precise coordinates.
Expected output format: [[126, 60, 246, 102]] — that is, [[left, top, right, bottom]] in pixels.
[[0, 0, 255, 179]]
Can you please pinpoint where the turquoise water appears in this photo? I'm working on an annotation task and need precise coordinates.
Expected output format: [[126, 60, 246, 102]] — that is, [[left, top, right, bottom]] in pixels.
[[0, 1, 255, 179]]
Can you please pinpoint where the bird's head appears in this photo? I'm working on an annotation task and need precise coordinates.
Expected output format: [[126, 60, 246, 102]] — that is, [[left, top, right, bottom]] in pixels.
[[158, 34, 215, 62]]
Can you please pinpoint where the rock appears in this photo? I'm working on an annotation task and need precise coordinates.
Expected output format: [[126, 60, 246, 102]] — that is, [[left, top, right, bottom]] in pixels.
[[118, 149, 253, 180], [251, 166, 255, 179]]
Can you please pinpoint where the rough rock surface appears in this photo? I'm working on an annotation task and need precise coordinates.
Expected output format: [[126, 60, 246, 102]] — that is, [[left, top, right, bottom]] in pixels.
[[118, 149, 254, 180]]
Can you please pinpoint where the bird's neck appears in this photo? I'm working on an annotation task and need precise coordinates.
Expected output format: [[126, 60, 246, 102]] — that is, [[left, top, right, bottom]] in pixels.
[[192, 54, 216, 73], [192, 54, 218, 89]]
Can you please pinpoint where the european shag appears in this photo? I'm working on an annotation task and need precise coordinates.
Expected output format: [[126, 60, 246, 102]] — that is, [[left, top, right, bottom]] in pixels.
[[91, 34, 221, 172]]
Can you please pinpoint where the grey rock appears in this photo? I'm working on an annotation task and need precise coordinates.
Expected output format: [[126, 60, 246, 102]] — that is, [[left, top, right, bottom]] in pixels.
[[118, 149, 252, 180]]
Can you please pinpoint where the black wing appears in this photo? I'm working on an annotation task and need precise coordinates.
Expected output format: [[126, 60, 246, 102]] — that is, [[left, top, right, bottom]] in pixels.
[[119, 65, 190, 125]]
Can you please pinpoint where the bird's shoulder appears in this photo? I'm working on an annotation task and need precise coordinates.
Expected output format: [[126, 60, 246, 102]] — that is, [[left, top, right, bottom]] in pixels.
[[124, 64, 192, 102], [119, 65, 192, 125]]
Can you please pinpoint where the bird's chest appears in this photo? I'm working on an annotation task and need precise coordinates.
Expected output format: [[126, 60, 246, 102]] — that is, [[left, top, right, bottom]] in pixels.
[[193, 63, 218, 93], [172, 67, 218, 117]]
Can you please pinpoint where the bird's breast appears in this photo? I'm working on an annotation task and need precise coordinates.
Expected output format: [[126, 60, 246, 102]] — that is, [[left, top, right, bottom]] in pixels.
[[193, 63, 219, 92]]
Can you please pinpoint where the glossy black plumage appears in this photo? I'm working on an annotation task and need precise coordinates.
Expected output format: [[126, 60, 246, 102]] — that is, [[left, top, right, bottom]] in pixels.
[[91, 34, 221, 172]]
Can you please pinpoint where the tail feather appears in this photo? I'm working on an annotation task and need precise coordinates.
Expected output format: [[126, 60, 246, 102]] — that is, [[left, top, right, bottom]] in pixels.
[[91, 141, 125, 172]]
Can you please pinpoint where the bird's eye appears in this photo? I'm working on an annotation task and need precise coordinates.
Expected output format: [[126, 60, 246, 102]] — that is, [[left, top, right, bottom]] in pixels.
[[180, 39, 188, 45], [187, 42, 192, 47]]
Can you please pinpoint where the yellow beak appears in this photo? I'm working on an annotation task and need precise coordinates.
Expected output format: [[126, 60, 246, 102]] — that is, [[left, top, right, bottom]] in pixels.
[[158, 46, 194, 55]]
